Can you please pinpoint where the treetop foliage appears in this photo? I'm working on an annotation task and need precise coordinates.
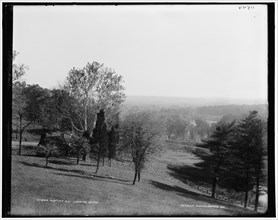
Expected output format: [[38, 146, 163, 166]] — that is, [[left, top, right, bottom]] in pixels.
[[58, 61, 126, 132], [12, 50, 29, 83], [119, 110, 160, 161], [196, 121, 235, 175], [195, 110, 267, 209], [64, 62, 126, 112]]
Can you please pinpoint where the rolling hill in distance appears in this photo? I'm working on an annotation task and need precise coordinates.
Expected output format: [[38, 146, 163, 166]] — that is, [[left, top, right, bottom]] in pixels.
[[123, 96, 268, 121], [124, 96, 267, 107]]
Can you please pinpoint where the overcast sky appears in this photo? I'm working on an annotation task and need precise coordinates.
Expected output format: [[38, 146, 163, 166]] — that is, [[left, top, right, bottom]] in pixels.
[[13, 5, 267, 100]]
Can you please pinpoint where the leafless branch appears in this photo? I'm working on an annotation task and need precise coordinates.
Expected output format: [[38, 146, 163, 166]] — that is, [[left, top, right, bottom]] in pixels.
[[61, 116, 83, 132]]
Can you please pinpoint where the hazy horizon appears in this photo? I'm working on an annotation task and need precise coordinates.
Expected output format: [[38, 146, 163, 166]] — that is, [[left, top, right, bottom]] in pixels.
[[125, 94, 267, 100], [124, 95, 268, 106]]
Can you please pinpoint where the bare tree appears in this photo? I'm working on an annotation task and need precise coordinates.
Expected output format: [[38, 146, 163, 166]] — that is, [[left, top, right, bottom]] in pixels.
[[120, 110, 160, 185], [12, 82, 29, 155], [12, 50, 28, 83], [13, 83, 49, 155], [12, 50, 29, 154]]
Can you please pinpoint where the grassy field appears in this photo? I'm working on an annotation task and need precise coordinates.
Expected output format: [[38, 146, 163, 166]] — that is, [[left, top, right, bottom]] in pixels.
[[11, 142, 258, 216]]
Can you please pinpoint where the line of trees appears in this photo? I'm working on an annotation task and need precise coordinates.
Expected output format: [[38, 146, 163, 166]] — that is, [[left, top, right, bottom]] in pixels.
[[196, 111, 267, 211], [165, 116, 212, 142], [12, 51, 50, 154], [12, 51, 125, 156], [36, 109, 119, 171], [12, 51, 160, 185]]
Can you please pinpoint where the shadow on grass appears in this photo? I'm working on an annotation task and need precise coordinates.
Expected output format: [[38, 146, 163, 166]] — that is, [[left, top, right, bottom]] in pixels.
[[167, 159, 254, 194], [49, 160, 75, 166], [20, 161, 131, 185], [167, 163, 213, 188], [19, 155, 74, 164], [150, 180, 212, 203], [79, 163, 97, 167], [20, 154, 40, 157], [54, 173, 132, 185], [149, 180, 255, 215], [20, 161, 55, 169]]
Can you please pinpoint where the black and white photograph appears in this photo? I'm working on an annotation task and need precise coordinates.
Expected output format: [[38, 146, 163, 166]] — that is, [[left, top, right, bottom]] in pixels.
[[2, 1, 276, 217]]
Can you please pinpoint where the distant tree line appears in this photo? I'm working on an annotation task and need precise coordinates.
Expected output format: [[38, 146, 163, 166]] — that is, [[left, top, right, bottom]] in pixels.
[[164, 116, 213, 142], [153, 105, 267, 145], [195, 105, 267, 119]]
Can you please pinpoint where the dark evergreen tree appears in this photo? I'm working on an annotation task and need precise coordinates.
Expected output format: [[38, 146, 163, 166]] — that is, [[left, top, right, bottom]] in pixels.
[[229, 111, 266, 209], [252, 120, 267, 211], [107, 125, 119, 167], [91, 109, 108, 173], [100, 123, 108, 166], [252, 120, 266, 211], [196, 121, 235, 198]]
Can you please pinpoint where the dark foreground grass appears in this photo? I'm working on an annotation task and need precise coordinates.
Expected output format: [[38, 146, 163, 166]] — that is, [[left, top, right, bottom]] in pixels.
[[10, 153, 258, 216]]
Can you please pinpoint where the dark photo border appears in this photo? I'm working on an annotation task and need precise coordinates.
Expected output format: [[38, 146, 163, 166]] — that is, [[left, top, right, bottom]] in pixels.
[[2, 1, 276, 217]]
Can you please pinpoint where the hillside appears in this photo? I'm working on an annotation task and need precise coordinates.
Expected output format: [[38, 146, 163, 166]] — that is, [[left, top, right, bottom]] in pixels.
[[11, 142, 260, 216], [124, 96, 267, 108], [123, 96, 268, 122]]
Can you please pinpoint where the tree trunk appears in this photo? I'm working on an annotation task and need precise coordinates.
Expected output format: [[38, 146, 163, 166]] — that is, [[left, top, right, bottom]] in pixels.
[[211, 177, 217, 198], [18, 116, 23, 155], [84, 105, 88, 131], [102, 156, 105, 166], [95, 152, 100, 174], [19, 131, 23, 156], [254, 151, 263, 211], [45, 156, 49, 167], [137, 171, 141, 182], [76, 151, 80, 165], [133, 170, 138, 185], [82, 152, 87, 161], [254, 170, 261, 211], [244, 168, 250, 208], [254, 185, 260, 211], [244, 189, 249, 208], [65, 147, 69, 157]]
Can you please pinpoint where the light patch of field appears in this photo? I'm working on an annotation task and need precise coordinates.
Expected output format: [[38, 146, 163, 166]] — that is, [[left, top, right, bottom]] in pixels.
[[12, 141, 39, 148]]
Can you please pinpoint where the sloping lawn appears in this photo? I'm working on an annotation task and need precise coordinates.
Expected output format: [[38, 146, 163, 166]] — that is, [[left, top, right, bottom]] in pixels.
[[11, 153, 257, 216]]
